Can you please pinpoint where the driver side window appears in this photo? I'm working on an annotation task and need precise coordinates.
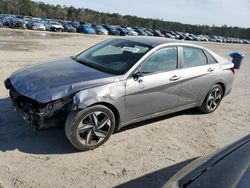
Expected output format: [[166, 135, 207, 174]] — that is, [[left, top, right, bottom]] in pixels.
[[140, 47, 178, 75]]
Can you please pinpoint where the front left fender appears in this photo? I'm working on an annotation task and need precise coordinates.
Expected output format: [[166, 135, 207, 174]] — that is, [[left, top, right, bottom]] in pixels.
[[72, 81, 126, 124]]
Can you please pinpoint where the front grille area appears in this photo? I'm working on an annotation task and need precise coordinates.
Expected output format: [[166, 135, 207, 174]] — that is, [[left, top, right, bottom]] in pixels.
[[9, 86, 42, 128], [8, 83, 71, 130]]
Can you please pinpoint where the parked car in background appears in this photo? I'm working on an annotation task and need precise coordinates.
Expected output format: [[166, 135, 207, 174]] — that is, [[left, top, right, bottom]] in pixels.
[[153, 30, 165, 37], [164, 134, 250, 188], [102, 25, 120, 35], [27, 20, 46, 31], [143, 29, 154, 36], [23, 17, 31, 26], [69, 21, 80, 32], [62, 23, 76, 32], [198, 35, 209, 41], [79, 24, 96, 34], [188, 34, 200, 41], [0, 17, 3, 28], [3, 16, 14, 27], [163, 31, 176, 39], [209, 35, 222, 42], [126, 27, 138, 36], [9, 18, 26, 29], [169, 31, 181, 39], [5, 37, 235, 151], [185, 34, 195, 41], [116, 27, 129, 36], [45, 21, 64, 32], [134, 28, 148, 36], [175, 32, 186, 40], [243, 39, 250, 44], [0, 14, 249, 44], [92, 24, 108, 35]]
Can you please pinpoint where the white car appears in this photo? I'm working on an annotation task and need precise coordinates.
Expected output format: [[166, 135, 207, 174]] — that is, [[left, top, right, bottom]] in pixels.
[[32, 22, 46, 31], [126, 27, 139, 36], [45, 21, 64, 32]]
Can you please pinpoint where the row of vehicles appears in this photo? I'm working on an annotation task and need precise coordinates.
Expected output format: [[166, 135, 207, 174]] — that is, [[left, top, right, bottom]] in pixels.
[[0, 14, 249, 44]]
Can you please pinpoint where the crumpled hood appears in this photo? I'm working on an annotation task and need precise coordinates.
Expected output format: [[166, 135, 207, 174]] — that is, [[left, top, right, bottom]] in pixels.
[[9, 57, 115, 103]]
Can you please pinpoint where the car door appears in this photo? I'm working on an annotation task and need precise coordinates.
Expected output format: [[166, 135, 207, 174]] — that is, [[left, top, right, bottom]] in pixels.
[[177, 46, 220, 107], [125, 46, 182, 123]]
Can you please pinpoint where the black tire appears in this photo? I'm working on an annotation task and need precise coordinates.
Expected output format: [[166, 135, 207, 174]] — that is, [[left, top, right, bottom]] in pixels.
[[65, 105, 116, 151], [199, 84, 223, 113]]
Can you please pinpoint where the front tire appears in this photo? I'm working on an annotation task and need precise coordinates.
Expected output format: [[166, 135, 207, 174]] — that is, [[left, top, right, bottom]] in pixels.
[[199, 84, 223, 113], [65, 105, 115, 151]]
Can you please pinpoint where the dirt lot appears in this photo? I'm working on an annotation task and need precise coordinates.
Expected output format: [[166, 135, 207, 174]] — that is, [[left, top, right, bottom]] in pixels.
[[0, 29, 249, 188]]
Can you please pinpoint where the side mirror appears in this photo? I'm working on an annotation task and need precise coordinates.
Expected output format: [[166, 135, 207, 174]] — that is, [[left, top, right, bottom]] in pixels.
[[133, 71, 143, 81]]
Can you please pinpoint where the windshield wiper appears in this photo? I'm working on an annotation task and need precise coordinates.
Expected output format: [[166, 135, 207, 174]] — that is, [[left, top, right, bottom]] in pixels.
[[74, 58, 98, 70]]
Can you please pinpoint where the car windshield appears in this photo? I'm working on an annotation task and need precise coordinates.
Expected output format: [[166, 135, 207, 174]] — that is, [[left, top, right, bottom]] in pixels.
[[75, 39, 151, 75]]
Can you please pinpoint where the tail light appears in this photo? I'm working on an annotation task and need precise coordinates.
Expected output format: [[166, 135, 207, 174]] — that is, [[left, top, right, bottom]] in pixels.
[[230, 68, 235, 74]]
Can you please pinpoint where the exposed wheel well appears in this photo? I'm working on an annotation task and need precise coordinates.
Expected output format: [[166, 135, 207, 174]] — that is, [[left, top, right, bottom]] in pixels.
[[90, 102, 120, 131], [215, 82, 225, 97]]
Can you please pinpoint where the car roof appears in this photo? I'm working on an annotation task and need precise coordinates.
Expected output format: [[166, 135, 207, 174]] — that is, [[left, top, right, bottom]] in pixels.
[[123, 36, 184, 47]]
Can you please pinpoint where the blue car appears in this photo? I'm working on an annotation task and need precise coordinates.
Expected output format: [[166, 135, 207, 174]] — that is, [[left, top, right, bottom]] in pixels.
[[79, 25, 96, 34]]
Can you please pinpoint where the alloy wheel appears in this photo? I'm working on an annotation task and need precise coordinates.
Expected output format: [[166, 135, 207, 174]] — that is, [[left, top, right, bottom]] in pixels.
[[77, 111, 111, 146], [206, 88, 222, 111]]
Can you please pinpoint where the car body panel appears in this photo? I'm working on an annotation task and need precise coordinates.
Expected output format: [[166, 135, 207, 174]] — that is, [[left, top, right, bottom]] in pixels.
[[177, 63, 220, 107], [73, 79, 126, 124], [125, 69, 182, 123], [164, 134, 250, 188], [9, 57, 115, 103]]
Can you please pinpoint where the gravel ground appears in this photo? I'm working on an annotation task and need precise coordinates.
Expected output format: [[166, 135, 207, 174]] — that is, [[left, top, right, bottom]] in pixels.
[[0, 29, 249, 188]]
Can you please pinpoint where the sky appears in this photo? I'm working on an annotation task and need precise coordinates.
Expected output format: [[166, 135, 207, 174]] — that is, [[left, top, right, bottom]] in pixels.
[[34, 0, 250, 28]]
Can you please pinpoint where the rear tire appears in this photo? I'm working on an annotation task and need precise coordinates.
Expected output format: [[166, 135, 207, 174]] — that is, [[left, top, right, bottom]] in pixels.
[[199, 84, 223, 113], [65, 105, 115, 151]]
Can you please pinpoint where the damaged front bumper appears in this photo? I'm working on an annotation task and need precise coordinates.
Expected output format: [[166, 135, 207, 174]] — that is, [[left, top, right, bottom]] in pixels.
[[5, 79, 72, 130]]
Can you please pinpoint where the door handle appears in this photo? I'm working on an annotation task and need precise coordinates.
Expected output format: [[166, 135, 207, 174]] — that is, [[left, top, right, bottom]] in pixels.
[[170, 75, 181, 81], [207, 67, 215, 72]]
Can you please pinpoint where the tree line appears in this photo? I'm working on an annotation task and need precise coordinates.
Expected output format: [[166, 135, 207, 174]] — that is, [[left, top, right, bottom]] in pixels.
[[0, 0, 249, 39]]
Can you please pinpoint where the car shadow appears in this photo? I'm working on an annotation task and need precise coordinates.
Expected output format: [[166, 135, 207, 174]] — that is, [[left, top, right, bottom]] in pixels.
[[116, 158, 197, 188], [0, 97, 77, 154], [0, 97, 203, 155]]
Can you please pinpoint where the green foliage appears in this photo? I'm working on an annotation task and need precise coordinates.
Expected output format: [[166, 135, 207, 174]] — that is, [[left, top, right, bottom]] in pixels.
[[0, 0, 249, 39]]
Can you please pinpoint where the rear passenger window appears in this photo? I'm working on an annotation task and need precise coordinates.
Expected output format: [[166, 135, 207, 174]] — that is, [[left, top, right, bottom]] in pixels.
[[204, 50, 217, 64], [183, 47, 207, 68]]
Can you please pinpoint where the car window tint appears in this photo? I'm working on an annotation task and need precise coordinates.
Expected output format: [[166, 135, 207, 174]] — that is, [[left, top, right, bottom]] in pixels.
[[92, 45, 122, 56], [204, 50, 217, 64], [92, 44, 149, 57], [76, 39, 151, 75], [183, 47, 207, 68], [140, 47, 177, 75]]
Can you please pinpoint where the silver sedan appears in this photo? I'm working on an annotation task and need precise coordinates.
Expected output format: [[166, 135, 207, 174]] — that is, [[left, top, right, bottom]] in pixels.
[[5, 37, 235, 151]]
